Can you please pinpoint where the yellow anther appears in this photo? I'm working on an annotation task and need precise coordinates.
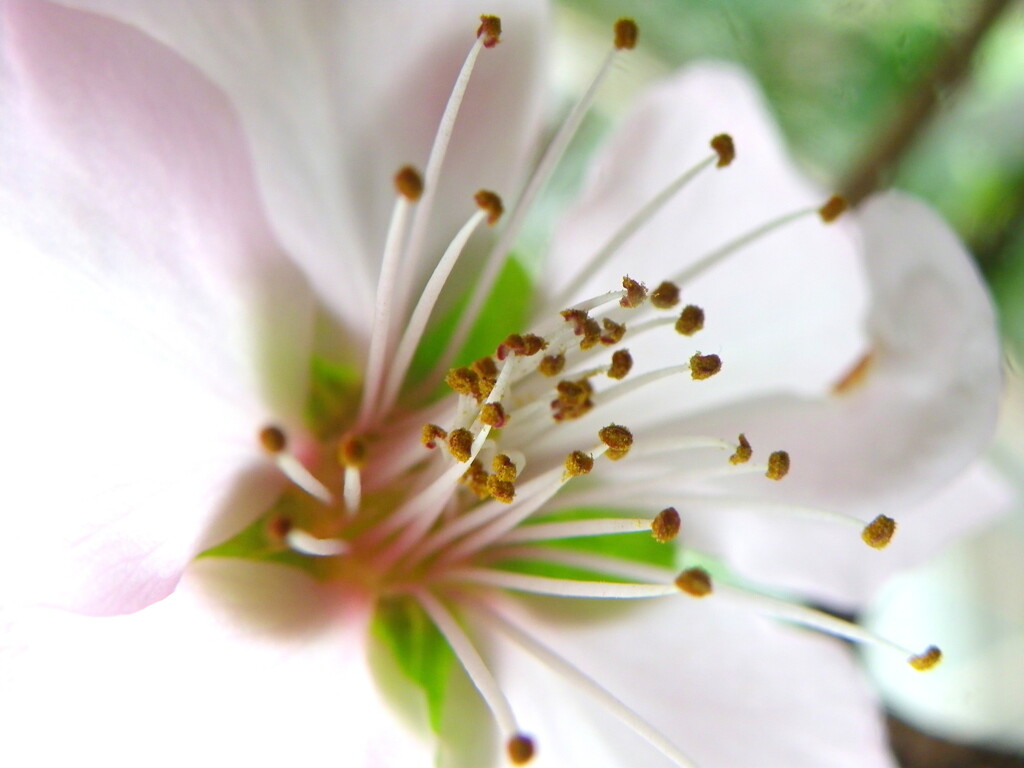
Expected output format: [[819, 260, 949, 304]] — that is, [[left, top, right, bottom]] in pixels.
[[766, 450, 790, 481], [908, 646, 942, 672], [818, 194, 848, 223], [729, 433, 752, 465], [507, 733, 536, 765], [561, 308, 590, 335], [552, 378, 595, 422], [521, 334, 548, 356], [265, 514, 293, 543], [447, 428, 474, 462], [564, 450, 595, 478], [650, 281, 681, 309], [481, 402, 508, 429], [613, 18, 638, 50], [477, 14, 502, 48], [338, 434, 368, 469], [579, 317, 604, 350], [492, 454, 518, 483], [258, 425, 287, 454], [608, 349, 633, 380], [675, 567, 713, 597], [394, 165, 424, 201], [446, 366, 482, 400], [474, 189, 504, 225], [675, 305, 705, 336], [651, 507, 681, 543], [421, 423, 448, 449], [689, 352, 722, 380], [861, 515, 897, 549], [486, 475, 516, 504], [620, 276, 648, 308], [538, 354, 566, 377], [600, 318, 626, 345], [472, 355, 498, 380], [598, 423, 633, 461], [710, 134, 736, 168], [460, 461, 491, 500]]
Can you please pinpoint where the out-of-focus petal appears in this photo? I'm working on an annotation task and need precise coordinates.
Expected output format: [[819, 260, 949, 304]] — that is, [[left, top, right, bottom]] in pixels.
[[0, 1, 315, 614], [481, 596, 895, 768], [54, 0, 549, 339], [543, 62, 868, 409], [0, 559, 434, 767]]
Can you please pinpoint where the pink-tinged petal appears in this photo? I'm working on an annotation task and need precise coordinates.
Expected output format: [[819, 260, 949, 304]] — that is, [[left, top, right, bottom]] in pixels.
[[0, 559, 434, 767], [0, 1, 315, 614], [480, 596, 895, 768], [55, 0, 549, 340], [544, 63, 868, 408]]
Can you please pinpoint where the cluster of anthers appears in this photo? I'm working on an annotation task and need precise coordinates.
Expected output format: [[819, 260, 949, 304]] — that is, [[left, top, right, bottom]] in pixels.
[[244, 16, 941, 767]]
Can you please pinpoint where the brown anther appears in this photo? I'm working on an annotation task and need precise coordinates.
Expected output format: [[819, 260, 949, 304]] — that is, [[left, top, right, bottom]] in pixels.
[[496, 333, 525, 360], [394, 165, 423, 201], [613, 18, 638, 50], [675, 567, 713, 597], [861, 515, 897, 549], [421, 423, 448, 450], [600, 318, 626, 345], [833, 352, 874, 395], [486, 476, 516, 504], [521, 334, 548, 356], [477, 15, 502, 48], [689, 352, 721, 380], [650, 281, 681, 309], [447, 428, 474, 462], [710, 134, 736, 168], [599, 423, 633, 461], [460, 461, 491, 500], [561, 308, 590, 335], [481, 402, 508, 429], [765, 450, 790, 481], [338, 434, 368, 469], [507, 733, 536, 765], [651, 507, 681, 543], [472, 355, 499, 380], [729, 433, 752, 465], [564, 450, 595, 478], [579, 318, 604, 350], [474, 189, 504, 225], [551, 377, 595, 422], [538, 354, 566, 377], [446, 366, 481, 400], [265, 515, 293, 542], [818, 194, 848, 223], [620, 276, 648, 308], [908, 646, 942, 672], [258, 425, 287, 454], [608, 349, 633, 380], [492, 454, 518, 483], [675, 305, 705, 336]]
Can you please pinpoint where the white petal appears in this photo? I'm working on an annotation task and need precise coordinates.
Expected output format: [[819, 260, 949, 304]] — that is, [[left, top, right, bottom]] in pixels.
[[0, 559, 434, 768], [1, 2, 315, 614], [54, 0, 550, 339]]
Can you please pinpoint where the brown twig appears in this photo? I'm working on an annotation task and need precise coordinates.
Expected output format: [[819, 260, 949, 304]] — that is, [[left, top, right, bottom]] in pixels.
[[840, 0, 1016, 206]]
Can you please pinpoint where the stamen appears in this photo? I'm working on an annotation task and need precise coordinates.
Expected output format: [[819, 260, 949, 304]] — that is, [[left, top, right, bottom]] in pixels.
[[908, 646, 942, 671], [689, 352, 721, 380], [538, 354, 566, 377], [598, 423, 633, 460], [861, 514, 897, 549], [477, 602, 701, 768], [818, 194, 848, 223], [433, 19, 638, 385], [613, 18, 638, 50], [356, 166, 422, 429], [619, 277, 648, 309], [448, 428, 475, 462], [382, 197, 498, 414], [498, 517, 650, 545], [564, 450, 595, 478], [729, 434, 752, 465], [339, 435, 367, 513], [675, 567, 713, 597], [649, 280, 681, 309], [710, 133, 735, 167], [507, 734, 536, 765], [258, 425, 287, 454], [607, 349, 633, 380], [765, 450, 790, 481], [476, 14, 502, 48], [257, 425, 332, 504], [285, 528, 350, 557], [422, 423, 448, 449], [445, 568, 678, 599], [651, 507, 681, 543], [675, 305, 705, 336]]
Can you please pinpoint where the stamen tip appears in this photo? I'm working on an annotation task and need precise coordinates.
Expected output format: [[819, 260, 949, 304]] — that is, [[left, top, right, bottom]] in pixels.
[[908, 645, 942, 672], [650, 280, 681, 309], [675, 305, 705, 336], [710, 134, 736, 168], [265, 514, 293, 543], [448, 428, 474, 462], [689, 352, 721, 380], [652, 507, 681, 543], [861, 514, 896, 549], [475, 189, 504, 225], [507, 733, 536, 764], [619, 276, 648, 308], [614, 18, 638, 50], [481, 402, 509, 429], [338, 434, 368, 469], [599, 423, 633, 461], [422, 423, 448, 450], [729, 433, 752, 465], [818, 194, 848, 223], [258, 425, 287, 454], [564, 450, 595, 478], [538, 353, 566, 377], [607, 349, 633, 380], [675, 567, 713, 597], [477, 14, 502, 47], [394, 165, 424, 201], [765, 450, 790, 481]]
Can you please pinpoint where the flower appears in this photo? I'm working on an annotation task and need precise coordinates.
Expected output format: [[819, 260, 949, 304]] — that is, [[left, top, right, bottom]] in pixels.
[[0, 2, 1002, 767]]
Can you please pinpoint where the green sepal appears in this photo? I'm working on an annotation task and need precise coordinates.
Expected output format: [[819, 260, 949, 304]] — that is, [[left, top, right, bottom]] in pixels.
[[305, 355, 361, 440]]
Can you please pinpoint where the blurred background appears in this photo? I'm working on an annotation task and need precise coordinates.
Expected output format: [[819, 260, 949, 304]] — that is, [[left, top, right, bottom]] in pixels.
[[553, 1, 1024, 766]]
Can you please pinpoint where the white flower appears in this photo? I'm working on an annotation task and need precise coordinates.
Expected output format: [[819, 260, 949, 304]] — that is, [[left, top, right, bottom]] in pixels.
[[0, 2, 1002, 767]]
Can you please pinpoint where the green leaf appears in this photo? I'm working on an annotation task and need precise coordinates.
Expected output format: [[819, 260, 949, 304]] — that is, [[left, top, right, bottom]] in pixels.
[[372, 596, 456, 735]]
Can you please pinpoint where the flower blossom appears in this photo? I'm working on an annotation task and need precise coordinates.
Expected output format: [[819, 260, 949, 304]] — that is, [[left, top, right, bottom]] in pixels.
[[0, 2, 1002, 767]]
